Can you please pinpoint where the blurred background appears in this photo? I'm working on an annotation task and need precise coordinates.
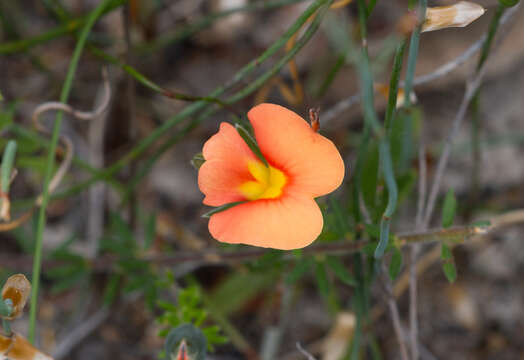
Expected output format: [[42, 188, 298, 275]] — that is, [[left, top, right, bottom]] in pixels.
[[1, 0, 524, 359]]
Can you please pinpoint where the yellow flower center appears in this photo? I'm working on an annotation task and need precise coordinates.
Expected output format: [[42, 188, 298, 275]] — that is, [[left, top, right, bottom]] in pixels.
[[238, 161, 287, 200]]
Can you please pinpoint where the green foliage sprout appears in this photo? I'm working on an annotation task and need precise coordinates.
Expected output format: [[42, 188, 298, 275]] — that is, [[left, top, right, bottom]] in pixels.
[[157, 285, 228, 351]]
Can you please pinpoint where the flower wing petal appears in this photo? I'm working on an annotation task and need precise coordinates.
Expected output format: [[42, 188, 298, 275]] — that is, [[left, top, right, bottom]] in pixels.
[[198, 122, 257, 206], [248, 103, 345, 198], [208, 194, 323, 250]]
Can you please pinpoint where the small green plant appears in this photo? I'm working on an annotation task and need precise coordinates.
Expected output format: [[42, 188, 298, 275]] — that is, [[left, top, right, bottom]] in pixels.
[[157, 285, 228, 351]]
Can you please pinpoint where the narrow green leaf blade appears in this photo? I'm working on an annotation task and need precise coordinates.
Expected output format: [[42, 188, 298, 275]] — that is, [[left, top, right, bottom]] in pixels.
[[388, 247, 403, 280], [1, 140, 17, 193], [361, 142, 379, 212], [235, 123, 268, 166], [441, 188, 457, 228], [440, 243, 452, 261], [286, 258, 313, 284], [144, 213, 156, 250], [442, 262, 457, 283], [325, 256, 357, 286], [441, 244, 457, 283], [314, 261, 330, 297], [202, 201, 246, 218]]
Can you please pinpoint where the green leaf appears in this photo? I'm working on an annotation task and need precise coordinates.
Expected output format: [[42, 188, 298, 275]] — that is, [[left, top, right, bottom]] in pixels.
[[314, 261, 330, 297], [286, 258, 313, 284], [1, 140, 17, 194], [325, 256, 357, 286], [441, 243, 452, 261], [361, 142, 379, 212], [329, 197, 350, 236], [0, 101, 17, 130], [202, 201, 246, 218], [50, 271, 87, 294], [388, 247, 403, 280], [251, 250, 284, 270], [191, 152, 205, 170], [396, 170, 416, 205], [499, 0, 519, 7], [364, 223, 380, 238], [17, 155, 53, 174], [203, 325, 228, 350], [235, 123, 268, 166], [103, 273, 121, 306], [389, 111, 410, 172], [144, 213, 156, 250], [442, 262, 457, 283], [441, 244, 457, 283], [441, 188, 457, 228], [209, 269, 279, 316]]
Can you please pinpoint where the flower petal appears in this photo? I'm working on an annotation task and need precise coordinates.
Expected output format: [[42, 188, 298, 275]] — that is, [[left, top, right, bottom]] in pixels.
[[208, 194, 323, 250], [248, 103, 345, 198], [198, 122, 257, 206]]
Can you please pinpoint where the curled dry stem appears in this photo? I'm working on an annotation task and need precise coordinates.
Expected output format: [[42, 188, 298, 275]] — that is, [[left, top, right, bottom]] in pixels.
[[0, 69, 111, 232]]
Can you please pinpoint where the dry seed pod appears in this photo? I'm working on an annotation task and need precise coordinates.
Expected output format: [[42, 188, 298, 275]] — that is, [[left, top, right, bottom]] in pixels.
[[1, 274, 31, 320], [0, 332, 53, 360], [422, 1, 485, 33]]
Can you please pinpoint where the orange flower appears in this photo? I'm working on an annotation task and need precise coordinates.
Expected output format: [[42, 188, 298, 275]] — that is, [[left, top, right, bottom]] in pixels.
[[198, 103, 345, 250]]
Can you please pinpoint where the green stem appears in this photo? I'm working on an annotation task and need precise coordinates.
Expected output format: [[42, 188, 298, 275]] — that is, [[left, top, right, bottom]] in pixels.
[[0, 140, 17, 214], [316, 53, 346, 97], [384, 40, 407, 133], [468, 3, 506, 213], [52, 0, 330, 200], [477, 4, 505, 70], [376, 141, 398, 258], [403, 0, 427, 107], [356, 0, 398, 258], [28, 0, 113, 343]]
